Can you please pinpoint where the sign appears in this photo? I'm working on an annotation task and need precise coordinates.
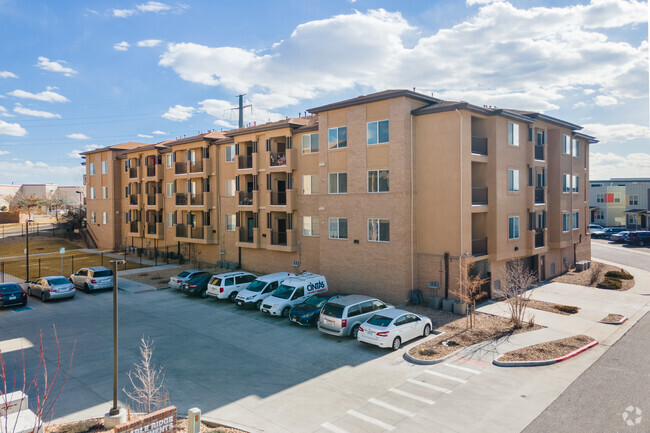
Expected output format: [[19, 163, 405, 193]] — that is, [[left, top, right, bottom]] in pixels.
[[60, 247, 65, 255], [115, 406, 177, 433]]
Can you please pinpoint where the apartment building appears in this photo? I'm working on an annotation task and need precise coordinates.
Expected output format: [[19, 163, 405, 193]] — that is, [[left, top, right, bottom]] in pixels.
[[83, 90, 595, 304], [589, 178, 650, 229]]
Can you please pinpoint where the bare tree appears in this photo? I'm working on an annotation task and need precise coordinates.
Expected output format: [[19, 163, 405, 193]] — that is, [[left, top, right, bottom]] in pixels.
[[455, 257, 486, 329], [45, 198, 66, 221], [10, 193, 43, 220], [501, 259, 537, 328], [588, 262, 605, 286], [123, 336, 165, 414]]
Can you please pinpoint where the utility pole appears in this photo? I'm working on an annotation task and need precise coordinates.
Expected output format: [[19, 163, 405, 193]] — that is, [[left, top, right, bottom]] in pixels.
[[230, 94, 252, 128]]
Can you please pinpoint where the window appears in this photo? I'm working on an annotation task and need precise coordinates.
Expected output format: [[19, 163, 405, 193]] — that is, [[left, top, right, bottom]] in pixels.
[[614, 193, 621, 203], [225, 145, 235, 162], [572, 139, 579, 157], [572, 175, 579, 193], [367, 170, 389, 193], [562, 213, 570, 232], [367, 120, 389, 145], [328, 172, 347, 194], [627, 214, 636, 225], [165, 154, 173, 168], [572, 211, 579, 230], [166, 183, 173, 198], [368, 218, 389, 242], [89, 163, 95, 175], [562, 174, 571, 193], [328, 217, 348, 240], [508, 216, 520, 240], [508, 169, 519, 192], [596, 193, 604, 203], [226, 214, 236, 231], [101, 186, 108, 199], [302, 133, 319, 154], [91, 212, 96, 224], [595, 210, 604, 220], [303, 216, 319, 236], [302, 175, 319, 195], [90, 187, 96, 199], [629, 194, 638, 206], [225, 179, 235, 197], [563, 135, 571, 154], [101, 161, 107, 174], [167, 213, 174, 227], [508, 122, 519, 146], [328, 127, 347, 149], [102, 212, 108, 225]]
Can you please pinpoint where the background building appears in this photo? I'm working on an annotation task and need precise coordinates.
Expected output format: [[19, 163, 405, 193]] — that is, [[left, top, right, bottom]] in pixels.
[[0, 184, 85, 213], [589, 178, 650, 229]]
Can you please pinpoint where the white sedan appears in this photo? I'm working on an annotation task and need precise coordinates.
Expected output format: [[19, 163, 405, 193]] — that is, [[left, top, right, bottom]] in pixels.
[[357, 309, 432, 350]]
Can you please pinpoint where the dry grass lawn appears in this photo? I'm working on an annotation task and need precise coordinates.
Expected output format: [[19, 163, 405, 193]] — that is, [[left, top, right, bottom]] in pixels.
[[45, 418, 246, 433], [0, 236, 83, 258], [497, 334, 595, 362], [551, 261, 635, 291]]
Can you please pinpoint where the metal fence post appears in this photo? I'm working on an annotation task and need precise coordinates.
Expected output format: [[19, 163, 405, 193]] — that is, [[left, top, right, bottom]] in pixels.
[[166, 245, 169, 264], [71, 255, 74, 275], [1, 262, 4, 283], [38, 259, 41, 278], [36, 223, 39, 236], [101, 252, 104, 267]]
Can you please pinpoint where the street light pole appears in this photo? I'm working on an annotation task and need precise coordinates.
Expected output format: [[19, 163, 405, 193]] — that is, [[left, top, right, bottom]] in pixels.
[[105, 259, 126, 427], [25, 219, 31, 282]]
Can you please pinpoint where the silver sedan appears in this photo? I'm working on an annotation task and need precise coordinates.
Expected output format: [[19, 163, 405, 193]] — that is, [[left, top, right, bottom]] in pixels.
[[357, 308, 432, 350], [27, 276, 76, 302]]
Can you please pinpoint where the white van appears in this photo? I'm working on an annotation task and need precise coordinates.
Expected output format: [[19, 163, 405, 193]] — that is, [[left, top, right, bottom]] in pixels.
[[235, 272, 296, 310], [260, 272, 327, 317], [206, 271, 256, 302]]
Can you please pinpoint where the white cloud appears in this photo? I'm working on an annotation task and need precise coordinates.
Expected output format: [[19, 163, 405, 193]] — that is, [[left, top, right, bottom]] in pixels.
[[590, 152, 650, 180], [36, 57, 78, 77], [0, 71, 18, 79], [152, 130, 167, 135], [162, 105, 195, 121], [573, 102, 587, 108], [594, 95, 618, 106], [111, 2, 185, 18], [213, 119, 235, 128], [582, 123, 650, 144], [66, 133, 91, 140], [112, 8, 136, 18], [136, 2, 171, 13], [0, 120, 27, 136], [0, 159, 84, 185], [137, 133, 154, 138], [0, 105, 13, 117], [68, 144, 101, 159], [0, 151, 9, 155], [8, 87, 70, 103], [137, 39, 162, 47], [114, 41, 130, 51], [13, 104, 61, 119]]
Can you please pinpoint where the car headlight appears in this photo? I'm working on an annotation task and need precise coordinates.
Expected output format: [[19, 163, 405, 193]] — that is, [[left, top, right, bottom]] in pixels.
[[246, 296, 254, 301]]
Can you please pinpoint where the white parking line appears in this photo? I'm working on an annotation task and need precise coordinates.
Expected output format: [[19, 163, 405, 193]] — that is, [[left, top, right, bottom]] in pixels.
[[346, 410, 396, 431], [442, 363, 481, 375], [389, 388, 435, 405], [424, 370, 467, 384], [321, 422, 351, 433], [368, 398, 416, 417], [407, 378, 452, 394]]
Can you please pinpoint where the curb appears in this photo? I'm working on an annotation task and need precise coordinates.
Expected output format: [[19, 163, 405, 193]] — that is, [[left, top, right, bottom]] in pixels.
[[493, 339, 599, 367], [404, 346, 461, 365], [600, 315, 628, 325], [201, 415, 264, 433]]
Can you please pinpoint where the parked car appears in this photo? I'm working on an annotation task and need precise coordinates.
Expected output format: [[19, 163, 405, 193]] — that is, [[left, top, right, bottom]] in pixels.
[[206, 271, 257, 302], [610, 231, 632, 242], [624, 231, 650, 246], [27, 276, 76, 302], [289, 293, 345, 326], [168, 269, 211, 289], [0, 283, 27, 308], [70, 266, 113, 291], [318, 295, 393, 338], [357, 309, 432, 350], [588, 224, 603, 233], [591, 227, 626, 239], [261, 273, 327, 317], [235, 272, 296, 309], [181, 274, 213, 297]]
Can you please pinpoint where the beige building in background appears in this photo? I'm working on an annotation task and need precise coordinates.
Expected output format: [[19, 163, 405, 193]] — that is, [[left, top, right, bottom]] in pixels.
[[82, 90, 595, 304]]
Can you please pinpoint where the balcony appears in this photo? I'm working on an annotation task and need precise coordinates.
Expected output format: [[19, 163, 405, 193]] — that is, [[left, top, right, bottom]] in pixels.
[[147, 223, 157, 235], [239, 228, 254, 243], [239, 191, 253, 206], [471, 187, 488, 205], [271, 191, 287, 206], [129, 221, 139, 234], [191, 226, 204, 239], [270, 152, 287, 167], [190, 194, 203, 206], [129, 195, 138, 206], [535, 230, 544, 248], [147, 195, 156, 206], [534, 145, 545, 161], [175, 161, 187, 175], [472, 237, 488, 256], [271, 230, 287, 246], [146, 166, 156, 177], [189, 161, 203, 174], [239, 154, 253, 170], [176, 224, 188, 238], [534, 187, 545, 205], [129, 167, 138, 179], [471, 136, 488, 156], [175, 193, 188, 206]]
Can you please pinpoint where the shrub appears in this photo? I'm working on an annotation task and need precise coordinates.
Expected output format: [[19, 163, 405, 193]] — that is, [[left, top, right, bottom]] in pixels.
[[597, 277, 622, 290], [419, 348, 437, 357], [604, 270, 633, 280], [589, 262, 605, 286], [554, 304, 579, 314]]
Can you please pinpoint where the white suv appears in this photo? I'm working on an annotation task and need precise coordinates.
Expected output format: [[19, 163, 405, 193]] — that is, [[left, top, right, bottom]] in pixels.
[[70, 266, 113, 291], [206, 271, 256, 302]]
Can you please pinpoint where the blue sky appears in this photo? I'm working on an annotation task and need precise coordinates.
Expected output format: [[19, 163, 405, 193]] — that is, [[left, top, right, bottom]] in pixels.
[[0, 0, 648, 186]]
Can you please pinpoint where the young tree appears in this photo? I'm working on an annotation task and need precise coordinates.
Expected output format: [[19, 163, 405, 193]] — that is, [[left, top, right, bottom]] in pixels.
[[456, 257, 486, 329], [123, 336, 166, 414], [501, 259, 538, 328], [45, 198, 66, 221], [11, 193, 43, 220]]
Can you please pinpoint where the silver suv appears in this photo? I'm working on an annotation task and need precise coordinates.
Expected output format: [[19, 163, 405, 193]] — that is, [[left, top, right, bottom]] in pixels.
[[318, 295, 393, 338], [70, 266, 113, 291]]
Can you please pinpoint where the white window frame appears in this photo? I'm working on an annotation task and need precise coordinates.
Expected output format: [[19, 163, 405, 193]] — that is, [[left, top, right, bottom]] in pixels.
[[368, 218, 390, 242], [89, 163, 95, 175], [367, 170, 389, 193], [595, 210, 604, 220], [508, 169, 520, 192], [166, 183, 173, 198], [302, 216, 319, 237], [91, 211, 96, 224], [563, 135, 571, 154], [629, 194, 638, 206], [572, 211, 579, 230], [328, 172, 347, 194], [562, 174, 571, 193], [562, 213, 570, 232], [302, 175, 319, 195], [572, 139, 579, 157], [508, 122, 520, 146], [572, 175, 579, 193], [328, 127, 347, 149], [367, 120, 389, 145], [101, 161, 107, 174], [225, 145, 235, 162], [614, 193, 621, 203], [225, 179, 235, 197], [165, 153, 173, 168], [328, 217, 348, 240], [167, 213, 174, 227], [302, 133, 319, 154], [102, 212, 108, 225], [225, 214, 236, 231], [90, 187, 96, 199], [596, 193, 604, 203], [101, 186, 108, 199], [508, 216, 520, 240]]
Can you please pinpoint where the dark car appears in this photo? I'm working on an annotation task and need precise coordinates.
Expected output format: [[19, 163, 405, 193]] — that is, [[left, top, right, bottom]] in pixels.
[[0, 283, 27, 308], [181, 275, 212, 297], [611, 231, 632, 242], [625, 231, 650, 246], [289, 293, 344, 326], [591, 227, 625, 239]]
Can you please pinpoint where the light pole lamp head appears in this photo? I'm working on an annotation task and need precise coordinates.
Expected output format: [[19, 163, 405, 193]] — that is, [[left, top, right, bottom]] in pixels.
[[110, 260, 125, 265]]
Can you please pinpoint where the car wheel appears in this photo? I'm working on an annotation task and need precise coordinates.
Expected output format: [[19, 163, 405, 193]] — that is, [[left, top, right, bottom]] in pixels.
[[423, 324, 431, 337], [282, 307, 290, 318], [200, 289, 208, 298], [41, 293, 47, 303], [228, 292, 238, 303], [256, 300, 262, 310], [27, 287, 32, 297], [351, 324, 360, 339], [392, 337, 402, 350], [84, 283, 90, 292]]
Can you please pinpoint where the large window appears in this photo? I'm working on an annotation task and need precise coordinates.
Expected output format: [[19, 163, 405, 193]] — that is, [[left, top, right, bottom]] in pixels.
[[572, 211, 579, 230], [367, 120, 389, 145], [508, 216, 519, 240], [89, 163, 95, 175], [226, 214, 236, 231], [303, 216, 319, 236], [328, 127, 347, 149], [562, 213, 570, 232], [102, 212, 108, 225], [102, 186, 108, 199], [91, 212, 96, 224], [167, 213, 174, 227], [328, 172, 347, 194], [302, 133, 319, 154], [101, 161, 107, 174], [563, 135, 571, 154], [368, 218, 389, 242], [562, 174, 571, 193], [166, 183, 173, 198], [165, 153, 173, 168], [328, 217, 348, 240], [367, 170, 389, 193], [225, 179, 235, 196], [225, 145, 235, 162], [508, 169, 519, 192], [629, 194, 638, 206], [596, 193, 604, 203], [572, 139, 579, 157], [302, 175, 319, 195], [508, 122, 519, 146], [90, 187, 96, 199], [572, 175, 579, 193]]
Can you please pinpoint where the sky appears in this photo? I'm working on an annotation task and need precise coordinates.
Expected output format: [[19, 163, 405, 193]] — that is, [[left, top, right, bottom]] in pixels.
[[0, 0, 648, 186]]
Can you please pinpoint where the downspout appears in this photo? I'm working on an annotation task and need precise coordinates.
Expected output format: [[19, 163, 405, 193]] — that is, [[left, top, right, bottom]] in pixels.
[[410, 114, 414, 294]]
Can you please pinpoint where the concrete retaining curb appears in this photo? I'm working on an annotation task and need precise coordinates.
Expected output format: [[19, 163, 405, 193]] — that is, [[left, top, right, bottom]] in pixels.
[[201, 415, 263, 433], [493, 339, 599, 367], [600, 315, 628, 325]]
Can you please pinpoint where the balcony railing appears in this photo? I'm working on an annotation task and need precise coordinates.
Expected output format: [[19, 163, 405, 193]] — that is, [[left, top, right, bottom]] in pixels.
[[271, 231, 287, 246], [147, 223, 157, 235], [146, 166, 156, 177], [191, 226, 204, 239], [176, 224, 188, 238], [189, 161, 203, 173], [271, 191, 287, 206], [129, 221, 139, 233], [472, 237, 488, 256], [535, 230, 544, 248], [239, 191, 253, 206], [129, 167, 138, 179], [129, 195, 138, 206], [534, 145, 545, 161], [175, 193, 188, 206], [190, 194, 203, 206], [175, 161, 187, 175], [239, 154, 253, 169], [239, 228, 254, 243], [471, 187, 488, 205], [471, 136, 488, 156], [270, 152, 287, 167], [147, 195, 156, 206], [534, 187, 545, 205]]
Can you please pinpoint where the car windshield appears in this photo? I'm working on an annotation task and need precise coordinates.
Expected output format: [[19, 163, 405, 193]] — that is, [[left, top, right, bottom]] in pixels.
[[209, 277, 222, 286], [177, 272, 190, 278], [366, 314, 393, 327], [93, 270, 112, 278], [321, 303, 344, 318], [0, 285, 20, 294], [48, 278, 70, 285], [245, 280, 266, 292], [305, 296, 327, 308], [272, 284, 295, 299]]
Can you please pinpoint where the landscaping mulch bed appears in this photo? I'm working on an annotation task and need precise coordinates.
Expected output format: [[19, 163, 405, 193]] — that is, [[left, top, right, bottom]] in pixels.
[[407, 311, 543, 361], [121, 264, 229, 288], [45, 418, 246, 433], [551, 261, 635, 291], [497, 334, 595, 362], [525, 299, 579, 316], [601, 313, 626, 324]]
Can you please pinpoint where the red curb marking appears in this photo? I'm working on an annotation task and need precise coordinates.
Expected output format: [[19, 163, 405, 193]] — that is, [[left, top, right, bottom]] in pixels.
[[454, 356, 489, 367], [555, 340, 599, 363], [618, 316, 628, 324]]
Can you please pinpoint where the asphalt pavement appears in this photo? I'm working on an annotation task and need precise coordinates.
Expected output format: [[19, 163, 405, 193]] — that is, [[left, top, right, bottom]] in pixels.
[[591, 239, 650, 271]]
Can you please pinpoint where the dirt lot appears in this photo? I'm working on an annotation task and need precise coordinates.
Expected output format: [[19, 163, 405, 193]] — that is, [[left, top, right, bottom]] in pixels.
[[497, 334, 595, 362], [551, 261, 635, 291]]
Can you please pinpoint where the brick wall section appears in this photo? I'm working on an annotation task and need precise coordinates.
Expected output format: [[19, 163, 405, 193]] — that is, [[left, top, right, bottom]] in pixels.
[[115, 406, 177, 433]]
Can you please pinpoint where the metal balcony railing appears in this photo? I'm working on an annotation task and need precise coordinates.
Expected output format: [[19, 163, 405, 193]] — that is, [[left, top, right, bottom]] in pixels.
[[147, 195, 156, 206], [271, 231, 287, 246], [471, 136, 488, 156], [129, 167, 138, 179], [190, 194, 203, 206], [189, 161, 203, 173], [129, 195, 138, 206], [534, 145, 545, 161], [175, 193, 188, 206], [535, 187, 545, 204], [270, 152, 287, 167], [147, 224, 156, 235], [535, 230, 544, 248], [191, 226, 204, 239], [129, 221, 139, 233], [271, 191, 287, 206], [176, 224, 188, 238], [146, 166, 156, 177], [175, 161, 187, 175], [472, 237, 488, 256], [472, 187, 488, 205], [239, 228, 254, 243], [239, 191, 253, 206], [239, 154, 253, 169]]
